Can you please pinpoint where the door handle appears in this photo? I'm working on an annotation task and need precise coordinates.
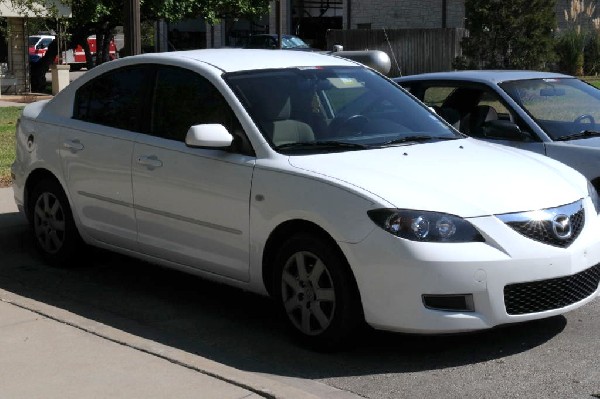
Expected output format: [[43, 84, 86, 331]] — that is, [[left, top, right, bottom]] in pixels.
[[63, 139, 84, 152], [137, 155, 163, 169]]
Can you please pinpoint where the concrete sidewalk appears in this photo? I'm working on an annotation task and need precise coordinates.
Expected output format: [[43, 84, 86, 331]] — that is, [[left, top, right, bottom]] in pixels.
[[0, 186, 346, 399], [0, 187, 262, 398], [0, 299, 262, 399]]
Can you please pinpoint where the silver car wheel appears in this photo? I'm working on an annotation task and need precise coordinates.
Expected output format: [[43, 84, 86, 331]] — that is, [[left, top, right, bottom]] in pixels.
[[33, 192, 66, 254], [281, 251, 336, 336]]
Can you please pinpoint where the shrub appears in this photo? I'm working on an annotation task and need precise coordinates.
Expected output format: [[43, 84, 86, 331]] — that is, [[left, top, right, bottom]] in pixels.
[[555, 29, 586, 75], [584, 30, 600, 75]]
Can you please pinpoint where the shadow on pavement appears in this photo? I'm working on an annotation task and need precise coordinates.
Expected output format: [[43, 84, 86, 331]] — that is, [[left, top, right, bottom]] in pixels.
[[0, 211, 566, 380]]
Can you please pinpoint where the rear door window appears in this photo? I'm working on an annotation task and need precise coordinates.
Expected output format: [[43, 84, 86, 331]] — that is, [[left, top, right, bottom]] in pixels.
[[74, 65, 154, 132]]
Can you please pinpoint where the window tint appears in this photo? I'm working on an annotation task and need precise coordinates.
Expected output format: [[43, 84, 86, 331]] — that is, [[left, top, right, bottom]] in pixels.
[[151, 66, 248, 148], [74, 66, 153, 132]]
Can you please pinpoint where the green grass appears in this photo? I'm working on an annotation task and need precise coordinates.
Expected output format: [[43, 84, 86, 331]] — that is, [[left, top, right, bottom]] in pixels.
[[0, 107, 24, 187], [583, 76, 600, 88]]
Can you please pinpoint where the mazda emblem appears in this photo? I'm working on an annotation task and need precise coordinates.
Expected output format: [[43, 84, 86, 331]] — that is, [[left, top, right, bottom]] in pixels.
[[551, 214, 572, 240]]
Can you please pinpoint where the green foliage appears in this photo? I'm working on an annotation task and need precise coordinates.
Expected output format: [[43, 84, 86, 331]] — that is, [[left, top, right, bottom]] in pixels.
[[0, 107, 23, 187], [585, 30, 600, 75], [556, 29, 586, 75], [462, 0, 557, 69], [194, 0, 270, 25]]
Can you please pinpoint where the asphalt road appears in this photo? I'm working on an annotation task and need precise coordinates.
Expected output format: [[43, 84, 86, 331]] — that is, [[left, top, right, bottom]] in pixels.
[[1, 195, 599, 398]]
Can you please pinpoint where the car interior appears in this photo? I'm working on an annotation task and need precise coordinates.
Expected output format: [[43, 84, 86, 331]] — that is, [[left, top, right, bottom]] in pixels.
[[404, 83, 536, 141]]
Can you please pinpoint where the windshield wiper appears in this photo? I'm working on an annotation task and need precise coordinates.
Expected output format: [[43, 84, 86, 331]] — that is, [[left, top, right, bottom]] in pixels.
[[556, 130, 600, 141], [275, 140, 370, 151], [380, 135, 457, 146]]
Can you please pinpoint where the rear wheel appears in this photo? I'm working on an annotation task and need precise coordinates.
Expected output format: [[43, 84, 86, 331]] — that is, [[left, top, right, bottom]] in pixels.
[[273, 233, 363, 350], [29, 180, 81, 266]]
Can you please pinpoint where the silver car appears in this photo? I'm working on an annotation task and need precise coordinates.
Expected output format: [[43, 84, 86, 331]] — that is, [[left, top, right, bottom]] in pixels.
[[395, 71, 600, 192]]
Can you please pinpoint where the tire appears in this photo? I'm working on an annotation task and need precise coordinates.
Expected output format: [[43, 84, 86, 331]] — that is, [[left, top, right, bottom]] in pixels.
[[273, 233, 363, 350], [29, 180, 82, 267]]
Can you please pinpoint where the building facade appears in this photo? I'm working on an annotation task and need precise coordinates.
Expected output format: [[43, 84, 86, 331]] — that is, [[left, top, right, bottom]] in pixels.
[[347, 0, 465, 30]]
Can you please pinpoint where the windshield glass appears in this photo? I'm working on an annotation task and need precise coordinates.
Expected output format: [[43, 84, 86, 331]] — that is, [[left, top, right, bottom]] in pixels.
[[225, 66, 460, 153], [500, 78, 600, 140], [28, 36, 41, 46], [283, 36, 309, 49]]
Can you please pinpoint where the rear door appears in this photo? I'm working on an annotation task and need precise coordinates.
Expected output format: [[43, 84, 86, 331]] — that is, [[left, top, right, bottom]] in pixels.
[[60, 65, 153, 249]]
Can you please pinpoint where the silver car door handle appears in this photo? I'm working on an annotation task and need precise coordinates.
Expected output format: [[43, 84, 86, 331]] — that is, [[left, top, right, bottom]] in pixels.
[[63, 139, 84, 152], [137, 155, 163, 169]]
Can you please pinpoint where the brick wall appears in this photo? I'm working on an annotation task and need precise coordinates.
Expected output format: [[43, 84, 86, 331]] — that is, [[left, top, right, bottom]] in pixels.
[[347, 0, 465, 29]]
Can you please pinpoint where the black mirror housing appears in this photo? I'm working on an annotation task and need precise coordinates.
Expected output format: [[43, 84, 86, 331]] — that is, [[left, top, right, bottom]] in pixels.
[[482, 120, 523, 141]]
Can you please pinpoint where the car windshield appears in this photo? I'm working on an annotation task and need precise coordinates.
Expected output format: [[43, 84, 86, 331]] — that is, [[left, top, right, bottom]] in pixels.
[[28, 36, 41, 46], [282, 36, 309, 49], [499, 78, 600, 140], [225, 66, 460, 153]]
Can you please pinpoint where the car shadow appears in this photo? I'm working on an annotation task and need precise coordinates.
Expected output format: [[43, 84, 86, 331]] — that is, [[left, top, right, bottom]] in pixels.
[[0, 211, 567, 380]]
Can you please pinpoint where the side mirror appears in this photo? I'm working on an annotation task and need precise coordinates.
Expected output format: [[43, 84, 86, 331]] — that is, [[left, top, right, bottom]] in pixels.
[[482, 120, 523, 141], [185, 124, 233, 148]]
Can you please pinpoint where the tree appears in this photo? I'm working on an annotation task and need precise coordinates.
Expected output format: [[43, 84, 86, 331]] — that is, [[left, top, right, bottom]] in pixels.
[[461, 0, 557, 69], [14, 0, 271, 66]]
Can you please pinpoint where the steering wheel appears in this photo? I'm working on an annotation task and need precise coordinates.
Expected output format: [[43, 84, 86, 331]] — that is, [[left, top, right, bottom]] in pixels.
[[330, 114, 369, 136], [574, 114, 595, 124]]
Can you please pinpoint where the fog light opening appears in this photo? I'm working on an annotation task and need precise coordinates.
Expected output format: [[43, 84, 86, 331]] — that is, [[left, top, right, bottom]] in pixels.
[[422, 294, 475, 312]]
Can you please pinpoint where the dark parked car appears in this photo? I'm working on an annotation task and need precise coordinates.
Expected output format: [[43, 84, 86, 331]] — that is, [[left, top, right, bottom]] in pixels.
[[244, 34, 313, 50]]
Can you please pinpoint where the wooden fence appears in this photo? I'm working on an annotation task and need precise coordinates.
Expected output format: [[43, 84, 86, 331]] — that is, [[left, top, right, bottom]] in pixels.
[[326, 28, 468, 77]]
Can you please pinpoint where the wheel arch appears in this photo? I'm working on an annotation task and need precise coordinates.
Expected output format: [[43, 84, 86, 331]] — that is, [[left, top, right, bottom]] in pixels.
[[591, 176, 600, 194], [23, 168, 64, 223], [261, 219, 361, 300]]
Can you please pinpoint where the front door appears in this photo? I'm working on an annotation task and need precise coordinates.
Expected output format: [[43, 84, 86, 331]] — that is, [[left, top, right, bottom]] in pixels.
[[132, 65, 256, 281]]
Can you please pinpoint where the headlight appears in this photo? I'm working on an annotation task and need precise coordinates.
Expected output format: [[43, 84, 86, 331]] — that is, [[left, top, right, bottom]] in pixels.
[[368, 209, 484, 242], [588, 181, 600, 214]]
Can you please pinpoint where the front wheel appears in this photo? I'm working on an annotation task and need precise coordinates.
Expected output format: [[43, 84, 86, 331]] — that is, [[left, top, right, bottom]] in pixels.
[[29, 179, 82, 267], [273, 233, 363, 350]]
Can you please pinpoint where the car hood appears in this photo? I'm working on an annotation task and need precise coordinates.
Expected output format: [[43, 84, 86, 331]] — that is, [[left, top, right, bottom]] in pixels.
[[287, 139, 586, 218], [562, 136, 600, 147]]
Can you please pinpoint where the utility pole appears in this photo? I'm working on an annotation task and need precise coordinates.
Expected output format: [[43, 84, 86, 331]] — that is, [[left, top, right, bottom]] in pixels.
[[442, 0, 447, 28], [276, 0, 282, 48], [123, 0, 141, 56]]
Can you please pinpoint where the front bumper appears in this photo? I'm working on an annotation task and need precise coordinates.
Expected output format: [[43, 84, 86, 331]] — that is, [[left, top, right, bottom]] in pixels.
[[340, 199, 600, 333]]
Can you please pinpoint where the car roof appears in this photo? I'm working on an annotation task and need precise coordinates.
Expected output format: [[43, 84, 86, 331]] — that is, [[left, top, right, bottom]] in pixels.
[[394, 70, 574, 85], [250, 34, 297, 39], [118, 48, 357, 73]]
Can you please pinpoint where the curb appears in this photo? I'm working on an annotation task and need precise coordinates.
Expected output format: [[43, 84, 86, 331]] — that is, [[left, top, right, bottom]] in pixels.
[[0, 289, 324, 399]]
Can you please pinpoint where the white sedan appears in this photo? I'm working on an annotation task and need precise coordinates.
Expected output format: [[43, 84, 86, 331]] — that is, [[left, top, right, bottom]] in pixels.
[[12, 49, 600, 349]]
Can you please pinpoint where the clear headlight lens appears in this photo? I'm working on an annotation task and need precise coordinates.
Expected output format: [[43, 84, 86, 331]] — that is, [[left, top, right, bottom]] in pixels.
[[588, 181, 600, 214], [368, 209, 484, 242]]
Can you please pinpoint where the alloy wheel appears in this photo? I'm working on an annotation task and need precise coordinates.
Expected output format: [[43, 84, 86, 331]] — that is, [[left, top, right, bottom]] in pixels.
[[281, 251, 336, 336], [33, 192, 66, 254]]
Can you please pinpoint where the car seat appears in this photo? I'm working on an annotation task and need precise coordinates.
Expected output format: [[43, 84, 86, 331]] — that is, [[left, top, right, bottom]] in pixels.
[[463, 105, 498, 137], [253, 81, 315, 146]]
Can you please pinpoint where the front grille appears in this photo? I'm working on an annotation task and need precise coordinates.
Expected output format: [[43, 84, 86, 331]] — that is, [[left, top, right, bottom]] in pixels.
[[498, 200, 584, 248], [504, 263, 600, 315]]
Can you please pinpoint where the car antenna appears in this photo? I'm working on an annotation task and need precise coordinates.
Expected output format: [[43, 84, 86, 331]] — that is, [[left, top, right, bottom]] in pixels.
[[383, 27, 401, 76]]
